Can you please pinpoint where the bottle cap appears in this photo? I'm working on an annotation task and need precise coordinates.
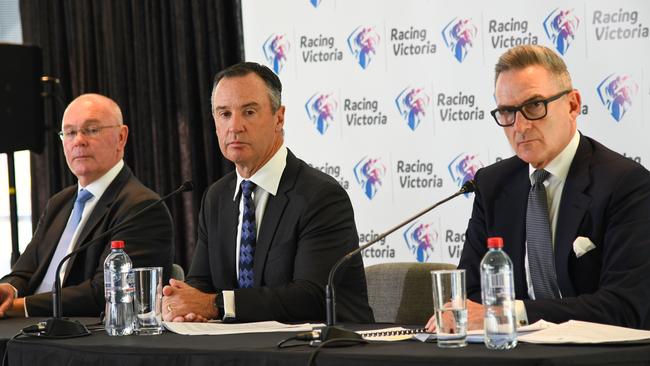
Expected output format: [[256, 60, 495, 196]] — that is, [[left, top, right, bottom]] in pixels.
[[487, 237, 503, 249], [111, 240, 125, 249]]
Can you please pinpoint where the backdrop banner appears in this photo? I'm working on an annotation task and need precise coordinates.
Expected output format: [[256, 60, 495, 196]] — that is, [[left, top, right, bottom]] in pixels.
[[241, 0, 649, 266]]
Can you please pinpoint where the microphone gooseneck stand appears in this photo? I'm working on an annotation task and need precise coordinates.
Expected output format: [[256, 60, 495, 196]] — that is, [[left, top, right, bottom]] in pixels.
[[322, 180, 477, 341], [23, 181, 193, 338]]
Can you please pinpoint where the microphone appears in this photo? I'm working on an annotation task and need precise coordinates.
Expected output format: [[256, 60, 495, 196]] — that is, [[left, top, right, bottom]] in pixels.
[[324, 180, 476, 332], [26, 181, 193, 338]]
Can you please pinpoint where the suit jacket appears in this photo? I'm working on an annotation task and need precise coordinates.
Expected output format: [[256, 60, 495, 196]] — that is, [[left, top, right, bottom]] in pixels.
[[187, 150, 374, 323], [458, 134, 650, 329], [1, 165, 174, 317]]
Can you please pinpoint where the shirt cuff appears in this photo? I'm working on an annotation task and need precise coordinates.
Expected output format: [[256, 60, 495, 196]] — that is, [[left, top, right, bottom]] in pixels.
[[222, 290, 235, 321], [515, 300, 528, 327], [23, 298, 29, 318], [9, 284, 18, 298], [8, 285, 28, 318]]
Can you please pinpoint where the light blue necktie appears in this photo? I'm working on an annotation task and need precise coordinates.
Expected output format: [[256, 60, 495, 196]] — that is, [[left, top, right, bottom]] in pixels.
[[35, 189, 94, 294], [238, 180, 257, 288], [526, 169, 561, 299]]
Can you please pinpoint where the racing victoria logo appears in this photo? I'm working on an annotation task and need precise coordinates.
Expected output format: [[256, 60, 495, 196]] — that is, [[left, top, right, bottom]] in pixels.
[[543, 8, 580, 55], [441, 18, 478, 62], [448, 153, 483, 192], [395, 87, 430, 131], [263, 34, 290, 74], [597, 73, 639, 122], [305, 93, 337, 135], [403, 221, 438, 262], [347, 26, 380, 69], [353, 156, 387, 199]]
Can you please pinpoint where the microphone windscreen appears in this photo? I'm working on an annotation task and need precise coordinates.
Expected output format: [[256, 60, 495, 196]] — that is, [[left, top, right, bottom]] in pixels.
[[461, 179, 476, 194]]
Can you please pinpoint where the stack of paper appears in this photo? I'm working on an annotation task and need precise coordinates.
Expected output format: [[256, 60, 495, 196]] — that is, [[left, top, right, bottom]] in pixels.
[[163, 320, 320, 336], [518, 320, 650, 344]]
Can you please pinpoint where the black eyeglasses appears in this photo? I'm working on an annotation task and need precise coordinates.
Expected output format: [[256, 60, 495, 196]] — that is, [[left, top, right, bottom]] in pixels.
[[490, 89, 572, 127]]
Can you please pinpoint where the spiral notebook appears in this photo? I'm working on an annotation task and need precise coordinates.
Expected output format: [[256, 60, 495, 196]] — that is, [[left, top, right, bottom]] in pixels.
[[357, 327, 431, 341], [357, 320, 553, 342]]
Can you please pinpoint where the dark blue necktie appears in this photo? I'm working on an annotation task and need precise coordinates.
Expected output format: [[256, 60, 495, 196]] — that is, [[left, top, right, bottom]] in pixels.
[[526, 169, 561, 299], [238, 180, 257, 288]]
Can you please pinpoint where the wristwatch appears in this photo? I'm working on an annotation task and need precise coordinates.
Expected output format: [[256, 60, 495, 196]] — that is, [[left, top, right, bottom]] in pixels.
[[213, 292, 225, 318]]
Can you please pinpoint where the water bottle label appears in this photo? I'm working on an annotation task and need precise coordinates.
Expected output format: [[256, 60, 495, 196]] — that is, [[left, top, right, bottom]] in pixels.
[[104, 270, 111, 297], [486, 273, 506, 289], [126, 270, 135, 292]]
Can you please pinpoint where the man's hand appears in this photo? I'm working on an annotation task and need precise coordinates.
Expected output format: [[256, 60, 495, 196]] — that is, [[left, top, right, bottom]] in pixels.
[[0, 284, 25, 318], [465, 300, 484, 330], [425, 299, 485, 332], [0, 284, 16, 318], [162, 279, 218, 322]]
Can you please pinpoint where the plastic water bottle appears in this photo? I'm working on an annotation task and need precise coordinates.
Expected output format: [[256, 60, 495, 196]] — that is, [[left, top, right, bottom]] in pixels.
[[480, 237, 517, 350], [104, 240, 135, 336]]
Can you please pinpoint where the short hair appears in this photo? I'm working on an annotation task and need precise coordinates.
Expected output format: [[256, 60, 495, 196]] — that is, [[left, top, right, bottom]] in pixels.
[[211, 62, 282, 113], [494, 45, 572, 88]]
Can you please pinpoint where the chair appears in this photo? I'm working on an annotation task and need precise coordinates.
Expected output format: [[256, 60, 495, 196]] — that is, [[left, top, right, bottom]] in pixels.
[[171, 263, 185, 281], [365, 262, 456, 325]]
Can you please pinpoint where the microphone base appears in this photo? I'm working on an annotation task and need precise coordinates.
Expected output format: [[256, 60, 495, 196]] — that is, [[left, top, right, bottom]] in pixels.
[[316, 326, 363, 346], [23, 318, 91, 339]]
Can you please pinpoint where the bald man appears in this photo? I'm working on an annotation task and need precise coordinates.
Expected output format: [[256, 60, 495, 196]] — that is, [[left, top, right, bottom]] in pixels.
[[0, 94, 173, 318]]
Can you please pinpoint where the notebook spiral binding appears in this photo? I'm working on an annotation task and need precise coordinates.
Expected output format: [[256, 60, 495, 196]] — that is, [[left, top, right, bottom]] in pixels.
[[362, 328, 426, 338]]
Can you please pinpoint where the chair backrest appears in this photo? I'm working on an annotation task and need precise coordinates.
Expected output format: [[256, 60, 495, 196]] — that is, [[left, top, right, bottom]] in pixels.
[[365, 262, 456, 325], [171, 263, 185, 281]]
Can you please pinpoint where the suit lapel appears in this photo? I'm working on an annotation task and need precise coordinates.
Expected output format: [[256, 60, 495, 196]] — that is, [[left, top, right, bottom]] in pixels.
[[555, 135, 592, 297], [30, 190, 75, 292], [63, 166, 132, 282], [493, 161, 530, 298], [253, 151, 298, 286], [221, 177, 239, 287]]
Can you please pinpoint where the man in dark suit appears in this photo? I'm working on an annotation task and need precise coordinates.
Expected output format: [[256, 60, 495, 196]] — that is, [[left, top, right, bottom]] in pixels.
[[162, 62, 373, 323], [425, 45, 650, 331], [0, 94, 173, 317]]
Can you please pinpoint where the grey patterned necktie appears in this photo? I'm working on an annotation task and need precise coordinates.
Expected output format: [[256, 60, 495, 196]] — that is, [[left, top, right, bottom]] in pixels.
[[526, 169, 561, 299]]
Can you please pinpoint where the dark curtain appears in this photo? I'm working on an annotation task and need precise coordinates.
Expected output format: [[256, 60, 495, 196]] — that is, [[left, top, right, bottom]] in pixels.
[[19, 0, 243, 270]]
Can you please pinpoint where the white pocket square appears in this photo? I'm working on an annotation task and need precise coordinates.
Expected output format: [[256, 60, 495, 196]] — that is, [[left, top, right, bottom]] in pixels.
[[573, 236, 596, 258]]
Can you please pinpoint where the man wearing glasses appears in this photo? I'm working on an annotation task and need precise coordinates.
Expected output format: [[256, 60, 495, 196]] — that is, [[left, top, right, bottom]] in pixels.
[[0, 93, 173, 318], [426, 45, 650, 331]]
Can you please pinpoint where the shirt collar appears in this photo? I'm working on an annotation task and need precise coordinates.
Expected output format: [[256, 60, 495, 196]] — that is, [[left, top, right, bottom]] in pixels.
[[79, 160, 124, 200], [233, 145, 287, 200], [529, 130, 580, 183]]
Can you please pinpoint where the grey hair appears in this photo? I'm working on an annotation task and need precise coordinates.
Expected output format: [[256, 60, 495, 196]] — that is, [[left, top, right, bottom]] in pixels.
[[494, 45, 572, 88]]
